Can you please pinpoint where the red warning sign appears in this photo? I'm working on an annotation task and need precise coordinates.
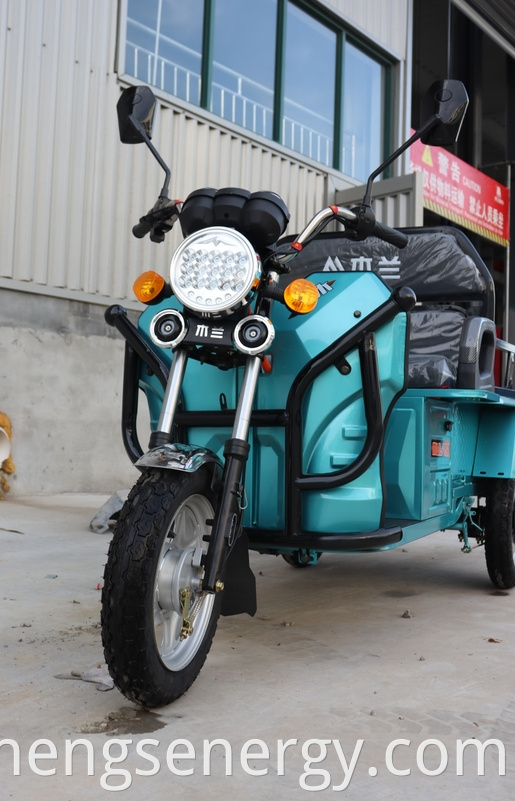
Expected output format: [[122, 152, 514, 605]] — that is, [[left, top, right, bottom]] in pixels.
[[410, 138, 510, 246]]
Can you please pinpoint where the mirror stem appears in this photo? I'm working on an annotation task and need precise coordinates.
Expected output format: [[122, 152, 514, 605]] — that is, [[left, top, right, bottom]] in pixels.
[[363, 114, 438, 206], [128, 114, 171, 198]]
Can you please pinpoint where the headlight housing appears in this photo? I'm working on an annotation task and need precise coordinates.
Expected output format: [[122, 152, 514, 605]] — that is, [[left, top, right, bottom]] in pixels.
[[170, 227, 260, 316]]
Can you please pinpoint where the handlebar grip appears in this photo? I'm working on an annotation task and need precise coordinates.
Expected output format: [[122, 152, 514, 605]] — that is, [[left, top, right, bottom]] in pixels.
[[132, 218, 153, 238], [372, 220, 409, 249]]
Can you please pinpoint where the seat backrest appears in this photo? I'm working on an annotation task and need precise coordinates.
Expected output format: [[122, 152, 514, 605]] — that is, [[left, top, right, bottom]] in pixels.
[[282, 226, 496, 391], [284, 226, 495, 319], [407, 308, 496, 390], [408, 306, 466, 388]]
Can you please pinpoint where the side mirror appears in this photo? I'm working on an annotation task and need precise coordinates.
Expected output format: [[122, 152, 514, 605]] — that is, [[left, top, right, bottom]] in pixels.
[[117, 86, 157, 144], [361, 78, 468, 206], [420, 79, 469, 146], [116, 85, 171, 197]]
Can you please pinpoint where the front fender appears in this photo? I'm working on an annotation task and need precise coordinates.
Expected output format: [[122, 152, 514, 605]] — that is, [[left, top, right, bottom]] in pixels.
[[136, 443, 223, 477]]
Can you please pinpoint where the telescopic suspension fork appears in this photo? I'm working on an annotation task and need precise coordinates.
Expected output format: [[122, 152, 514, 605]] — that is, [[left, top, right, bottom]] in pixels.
[[201, 355, 261, 592]]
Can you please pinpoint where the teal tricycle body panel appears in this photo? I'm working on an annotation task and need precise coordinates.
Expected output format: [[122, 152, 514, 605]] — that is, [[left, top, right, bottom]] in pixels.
[[134, 261, 515, 552]]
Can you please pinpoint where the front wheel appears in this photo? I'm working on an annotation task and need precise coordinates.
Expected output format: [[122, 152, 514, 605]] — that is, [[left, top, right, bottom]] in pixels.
[[101, 467, 221, 707], [482, 478, 515, 590]]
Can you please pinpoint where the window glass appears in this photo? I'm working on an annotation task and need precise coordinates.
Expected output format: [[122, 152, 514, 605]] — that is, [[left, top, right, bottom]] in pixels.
[[283, 3, 336, 165], [126, 0, 204, 105], [212, 0, 277, 138], [125, 0, 159, 81], [123, 1, 388, 179], [342, 42, 383, 182]]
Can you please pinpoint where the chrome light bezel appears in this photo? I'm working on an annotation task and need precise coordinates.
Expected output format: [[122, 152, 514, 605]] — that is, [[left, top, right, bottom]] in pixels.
[[233, 315, 275, 355], [149, 309, 187, 349], [170, 226, 260, 316]]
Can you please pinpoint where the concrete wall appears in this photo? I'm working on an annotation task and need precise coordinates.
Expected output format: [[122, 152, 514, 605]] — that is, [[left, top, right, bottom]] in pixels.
[[0, 289, 141, 495]]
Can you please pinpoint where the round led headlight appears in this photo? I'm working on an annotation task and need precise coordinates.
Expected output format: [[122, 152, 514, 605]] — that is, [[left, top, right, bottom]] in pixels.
[[169, 226, 260, 316]]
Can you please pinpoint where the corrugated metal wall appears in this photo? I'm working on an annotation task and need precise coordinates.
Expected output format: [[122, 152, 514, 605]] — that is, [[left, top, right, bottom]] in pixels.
[[0, 0, 123, 298], [336, 173, 424, 228], [320, 0, 410, 57], [0, 0, 331, 306]]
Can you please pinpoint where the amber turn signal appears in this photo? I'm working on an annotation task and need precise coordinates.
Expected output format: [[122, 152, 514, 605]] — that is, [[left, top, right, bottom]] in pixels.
[[283, 278, 318, 314], [133, 271, 166, 303]]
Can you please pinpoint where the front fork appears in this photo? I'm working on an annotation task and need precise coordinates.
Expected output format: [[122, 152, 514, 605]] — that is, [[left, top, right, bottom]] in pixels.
[[202, 355, 261, 592], [149, 349, 188, 449], [150, 347, 261, 592]]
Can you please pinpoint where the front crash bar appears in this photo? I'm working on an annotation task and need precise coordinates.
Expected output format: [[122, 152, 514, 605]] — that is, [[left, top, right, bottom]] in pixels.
[[105, 305, 170, 463]]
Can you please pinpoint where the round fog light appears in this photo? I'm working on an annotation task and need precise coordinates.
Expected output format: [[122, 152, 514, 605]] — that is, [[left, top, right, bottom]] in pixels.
[[233, 315, 274, 355], [150, 309, 186, 348]]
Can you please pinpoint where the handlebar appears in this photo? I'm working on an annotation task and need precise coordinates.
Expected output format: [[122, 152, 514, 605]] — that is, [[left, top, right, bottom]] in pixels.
[[134, 190, 408, 262], [272, 202, 408, 267], [371, 219, 409, 248], [132, 219, 154, 238]]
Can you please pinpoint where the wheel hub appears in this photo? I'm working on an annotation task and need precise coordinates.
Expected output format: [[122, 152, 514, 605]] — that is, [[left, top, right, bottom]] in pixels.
[[157, 544, 204, 615]]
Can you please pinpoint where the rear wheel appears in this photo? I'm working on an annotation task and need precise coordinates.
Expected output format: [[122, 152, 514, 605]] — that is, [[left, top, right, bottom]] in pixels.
[[482, 478, 515, 589], [101, 467, 220, 707]]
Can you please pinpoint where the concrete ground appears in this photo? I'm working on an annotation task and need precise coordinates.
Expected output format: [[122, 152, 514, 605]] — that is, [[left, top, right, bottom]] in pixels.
[[0, 493, 514, 800]]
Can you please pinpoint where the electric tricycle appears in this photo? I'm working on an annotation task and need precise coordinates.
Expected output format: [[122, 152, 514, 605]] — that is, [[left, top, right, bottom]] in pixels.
[[101, 80, 515, 707]]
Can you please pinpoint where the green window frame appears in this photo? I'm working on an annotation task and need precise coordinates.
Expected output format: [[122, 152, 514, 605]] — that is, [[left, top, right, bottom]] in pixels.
[[121, 0, 393, 181]]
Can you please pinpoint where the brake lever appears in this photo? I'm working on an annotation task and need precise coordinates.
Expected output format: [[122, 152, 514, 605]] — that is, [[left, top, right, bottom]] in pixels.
[[150, 223, 173, 243]]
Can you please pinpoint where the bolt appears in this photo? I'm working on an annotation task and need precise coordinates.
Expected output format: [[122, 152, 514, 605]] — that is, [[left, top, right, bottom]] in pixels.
[[215, 580, 225, 592]]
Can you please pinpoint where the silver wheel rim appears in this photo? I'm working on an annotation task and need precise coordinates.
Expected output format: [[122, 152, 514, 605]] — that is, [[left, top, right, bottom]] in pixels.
[[153, 492, 215, 671]]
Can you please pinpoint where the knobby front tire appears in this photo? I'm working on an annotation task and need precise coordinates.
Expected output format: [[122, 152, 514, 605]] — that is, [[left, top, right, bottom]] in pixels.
[[101, 467, 221, 707]]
